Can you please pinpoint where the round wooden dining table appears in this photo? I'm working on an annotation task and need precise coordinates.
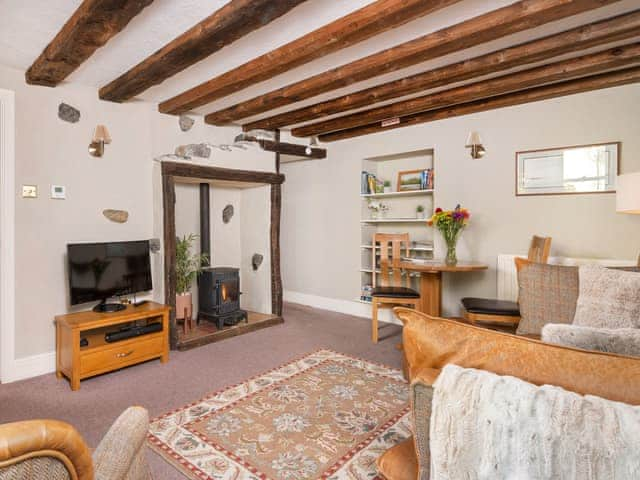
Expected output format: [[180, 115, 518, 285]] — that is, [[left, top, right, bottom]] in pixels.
[[398, 260, 488, 317]]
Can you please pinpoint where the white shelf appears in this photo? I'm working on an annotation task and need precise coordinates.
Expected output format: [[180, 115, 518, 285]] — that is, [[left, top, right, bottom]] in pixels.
[[361, 218, 428, 223], [361, 244, 433, 252], [361, 189, 433, 199]]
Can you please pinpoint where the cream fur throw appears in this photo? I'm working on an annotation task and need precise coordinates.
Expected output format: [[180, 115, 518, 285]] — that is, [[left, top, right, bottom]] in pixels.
[[573, 265, 640, 328], [430, 364, 640, 479], [542, 323, 640, 357]]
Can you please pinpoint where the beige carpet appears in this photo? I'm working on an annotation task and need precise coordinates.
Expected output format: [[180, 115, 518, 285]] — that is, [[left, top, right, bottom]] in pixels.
[[148, 349, 410, 480]]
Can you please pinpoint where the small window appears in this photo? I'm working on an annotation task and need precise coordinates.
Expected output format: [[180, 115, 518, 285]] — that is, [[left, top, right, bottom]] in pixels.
[[516, 142, 619, 196]]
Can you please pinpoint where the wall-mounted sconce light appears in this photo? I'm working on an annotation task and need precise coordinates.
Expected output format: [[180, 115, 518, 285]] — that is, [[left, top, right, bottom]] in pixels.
[[88, 125, 111, 157], [465, 131, 486, 159], [305, 136, 319, 155]]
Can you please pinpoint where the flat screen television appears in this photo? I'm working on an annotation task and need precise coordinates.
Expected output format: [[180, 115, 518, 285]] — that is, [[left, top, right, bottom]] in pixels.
[[67, 240, 152, 312]]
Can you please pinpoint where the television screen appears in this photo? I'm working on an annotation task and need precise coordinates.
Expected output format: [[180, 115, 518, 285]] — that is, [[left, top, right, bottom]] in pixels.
[[67, 240, 152, 306]]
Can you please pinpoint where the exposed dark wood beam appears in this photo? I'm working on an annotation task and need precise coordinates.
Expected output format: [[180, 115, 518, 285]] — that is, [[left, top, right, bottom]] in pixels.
[[158, 0, 463, 114], [25, 0, 154, 86], [99, 0, 308, 102], [318, 66, 640, 142], [204, 0, 623, 125], [245, 10, 640, 131], [257, 138, 327, 159], [292, 42, 640, 137]]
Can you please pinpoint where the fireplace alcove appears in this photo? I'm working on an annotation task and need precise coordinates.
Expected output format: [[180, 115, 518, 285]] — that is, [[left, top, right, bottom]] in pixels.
[[162, 161, 284, 350]]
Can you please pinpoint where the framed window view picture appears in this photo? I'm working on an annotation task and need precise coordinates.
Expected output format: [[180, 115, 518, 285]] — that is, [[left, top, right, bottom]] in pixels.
[[396, 169, 424, 192], [516, 142, 620, 196]]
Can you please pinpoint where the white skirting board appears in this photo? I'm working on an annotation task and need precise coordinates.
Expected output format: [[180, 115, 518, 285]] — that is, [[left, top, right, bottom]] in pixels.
[[3, 351, 56, 383], [283, 290, 402, 326]]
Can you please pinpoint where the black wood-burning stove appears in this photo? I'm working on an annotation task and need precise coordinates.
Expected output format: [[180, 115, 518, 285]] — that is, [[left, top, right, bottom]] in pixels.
[[197, 183, 247, 330], [199, 267, 247, 329]]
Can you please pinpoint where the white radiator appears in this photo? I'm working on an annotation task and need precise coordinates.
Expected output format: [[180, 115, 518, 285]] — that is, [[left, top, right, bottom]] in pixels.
[[497, 254, 636, 302]]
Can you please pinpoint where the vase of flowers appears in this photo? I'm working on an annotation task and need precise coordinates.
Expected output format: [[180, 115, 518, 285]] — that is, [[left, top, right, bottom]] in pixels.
[[428, 205, 470, 266], [368, 200, 389, 219]]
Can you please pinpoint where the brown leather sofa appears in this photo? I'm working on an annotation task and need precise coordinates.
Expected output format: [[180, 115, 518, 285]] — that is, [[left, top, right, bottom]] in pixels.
[[377, 308, 640, 480], [0, 407, 151, 480]]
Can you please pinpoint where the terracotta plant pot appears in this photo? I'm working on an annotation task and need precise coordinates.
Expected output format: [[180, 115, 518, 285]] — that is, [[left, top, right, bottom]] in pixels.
[[176, 292, 193, 320]]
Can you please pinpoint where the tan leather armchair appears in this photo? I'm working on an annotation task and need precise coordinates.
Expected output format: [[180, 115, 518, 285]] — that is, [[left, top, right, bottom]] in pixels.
[[0, 407, 151, 480]]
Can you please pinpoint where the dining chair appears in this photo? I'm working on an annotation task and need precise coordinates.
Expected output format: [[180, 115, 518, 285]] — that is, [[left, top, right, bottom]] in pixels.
[[460, 235, 552, 330], [370, 233, 421, 343]]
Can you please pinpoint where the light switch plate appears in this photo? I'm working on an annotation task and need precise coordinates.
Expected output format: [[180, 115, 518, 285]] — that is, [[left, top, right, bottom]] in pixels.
[[22, 185, 37, 198], [51, 185, 66, 199]]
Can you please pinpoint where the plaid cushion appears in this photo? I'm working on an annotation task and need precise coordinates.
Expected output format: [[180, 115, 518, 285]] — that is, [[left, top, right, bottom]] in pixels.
[[516, 263, 579, 336]]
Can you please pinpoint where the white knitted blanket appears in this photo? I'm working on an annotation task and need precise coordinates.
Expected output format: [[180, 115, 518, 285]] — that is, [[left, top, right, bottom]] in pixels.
[[429, 365, 640, 480]]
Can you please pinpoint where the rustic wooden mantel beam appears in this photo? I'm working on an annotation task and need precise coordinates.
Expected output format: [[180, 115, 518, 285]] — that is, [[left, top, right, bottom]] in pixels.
[[158, 0, 462, 115], [318, 66, 640, 142], [244, 10, 640, 131], [203, 0, 623, 125], [99, 0, 308, 102], [292, 42, 640, 137], [26, 0, 154, 87]]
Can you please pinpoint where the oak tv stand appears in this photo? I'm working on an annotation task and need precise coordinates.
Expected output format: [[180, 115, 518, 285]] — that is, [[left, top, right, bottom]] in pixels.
[[55, 302, 170, 390]]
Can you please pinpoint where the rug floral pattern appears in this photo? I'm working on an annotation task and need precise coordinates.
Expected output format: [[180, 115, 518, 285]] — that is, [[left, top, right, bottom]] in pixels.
[[148, 350, 411, 480]]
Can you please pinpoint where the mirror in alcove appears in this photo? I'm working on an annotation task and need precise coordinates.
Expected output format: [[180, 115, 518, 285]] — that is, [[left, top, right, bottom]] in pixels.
[[516, 142, 619, 196]]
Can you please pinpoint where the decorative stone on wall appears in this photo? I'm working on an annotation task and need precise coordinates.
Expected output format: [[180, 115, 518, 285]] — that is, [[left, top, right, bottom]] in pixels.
[[223, 204, 234, 223], [103, 209, 129, 223], [149, 238, 161, 253], [175, 143, 211, 158], [252, 253, 264, 271], [58, 102, 80, 123], [179, 114, 195, 132]]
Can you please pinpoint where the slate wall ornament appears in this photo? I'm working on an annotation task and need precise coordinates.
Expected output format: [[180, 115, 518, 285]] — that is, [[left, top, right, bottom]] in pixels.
[[223, 204, 234, 223], [252, 253, 264, 271], [175, 143, 211, 158], [179, 114, 195, 132], [103, 209, 129, 223], [149, 238, 161, 253], [58, 103, 80, 123]]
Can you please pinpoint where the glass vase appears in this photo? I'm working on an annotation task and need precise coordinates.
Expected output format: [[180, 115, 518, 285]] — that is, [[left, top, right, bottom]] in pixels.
[[443, 231, 461, 266]]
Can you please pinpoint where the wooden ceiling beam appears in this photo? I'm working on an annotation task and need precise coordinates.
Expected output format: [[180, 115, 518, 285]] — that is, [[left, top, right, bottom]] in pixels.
[[204, 0, 624, 125], [244, 10, 640, 131], [292, 42, 640, 137], [25, 0, 154, 86], [318, 66, 640, 142], [99, 0, 308, 102], [158, 0, 463, 115]]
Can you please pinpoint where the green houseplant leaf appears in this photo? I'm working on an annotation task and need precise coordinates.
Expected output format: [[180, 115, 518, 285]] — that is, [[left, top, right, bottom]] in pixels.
[[175, 234, 209, 295]]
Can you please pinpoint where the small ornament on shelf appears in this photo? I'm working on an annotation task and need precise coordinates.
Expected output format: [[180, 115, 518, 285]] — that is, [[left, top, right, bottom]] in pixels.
[[367, 200, 389, 219]]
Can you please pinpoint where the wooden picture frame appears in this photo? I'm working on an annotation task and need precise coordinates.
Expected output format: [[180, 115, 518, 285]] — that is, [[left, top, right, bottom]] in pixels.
[[396, 169, 424, 192], [515, 142, 620, 196]]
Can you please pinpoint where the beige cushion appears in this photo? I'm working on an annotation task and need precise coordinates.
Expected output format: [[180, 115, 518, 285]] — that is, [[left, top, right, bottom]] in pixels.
[[573, 265, 640, 329], [542, 323, 640, 357], [516, 263, 578, 336]]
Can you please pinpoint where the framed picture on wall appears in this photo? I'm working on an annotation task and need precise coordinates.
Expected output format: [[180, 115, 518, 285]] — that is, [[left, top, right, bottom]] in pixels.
[[397, 169, 424, 192], [516, 142, 620, 196]]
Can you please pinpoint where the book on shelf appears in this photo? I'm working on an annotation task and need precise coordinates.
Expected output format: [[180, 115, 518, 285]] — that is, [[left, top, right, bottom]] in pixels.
[[420, 169, 435, 190], [361, 284, 373, 302]]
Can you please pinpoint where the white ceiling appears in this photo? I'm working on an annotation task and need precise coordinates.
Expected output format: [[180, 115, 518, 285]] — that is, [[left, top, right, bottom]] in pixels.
[[1, 0, 638, 127]]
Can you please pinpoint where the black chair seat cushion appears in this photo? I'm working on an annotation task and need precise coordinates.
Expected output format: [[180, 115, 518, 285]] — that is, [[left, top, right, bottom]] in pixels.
[[461, 297, 520, 316], [371, 286, 420, 299]]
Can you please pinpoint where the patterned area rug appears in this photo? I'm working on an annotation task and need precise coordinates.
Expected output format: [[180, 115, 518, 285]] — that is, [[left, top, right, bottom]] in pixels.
[[148, 349, 411, 480]]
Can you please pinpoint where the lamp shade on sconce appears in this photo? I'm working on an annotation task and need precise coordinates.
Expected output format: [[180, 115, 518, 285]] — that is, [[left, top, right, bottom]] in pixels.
[[92, 125, 111, 144], [465, 131, 482, 147], [617, 172, 640, 214]]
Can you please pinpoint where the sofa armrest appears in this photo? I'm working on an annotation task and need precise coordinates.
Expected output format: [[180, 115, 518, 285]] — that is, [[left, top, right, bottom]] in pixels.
[[93, 407, 150, 480], [409, 367, 440, 480], [0, 419, 94, 479]]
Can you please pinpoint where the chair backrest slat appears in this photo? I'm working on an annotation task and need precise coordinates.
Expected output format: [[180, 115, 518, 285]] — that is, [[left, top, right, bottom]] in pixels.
[[528, 235, 552, 263], [373, 233, 411, 288]]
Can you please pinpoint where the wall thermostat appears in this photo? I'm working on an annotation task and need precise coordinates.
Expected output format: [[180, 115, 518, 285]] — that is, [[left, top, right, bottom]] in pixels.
[[51, 185, 66, 199], [22, 185, 37, 198]]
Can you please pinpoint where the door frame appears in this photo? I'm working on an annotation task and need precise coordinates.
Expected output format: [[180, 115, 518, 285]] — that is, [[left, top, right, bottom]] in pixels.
[[0, 88, 16, 383]]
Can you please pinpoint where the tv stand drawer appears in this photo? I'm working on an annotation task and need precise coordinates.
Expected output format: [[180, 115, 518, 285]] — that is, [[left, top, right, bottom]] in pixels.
[[80, 334, 163, 376]]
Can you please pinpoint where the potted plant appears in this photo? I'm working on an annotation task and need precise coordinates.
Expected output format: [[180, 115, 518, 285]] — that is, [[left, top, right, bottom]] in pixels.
[[175, 234, 209, 321], [428, 205, 470, 266], [416, 205, 425, 219], [383, 180, 392, 193]]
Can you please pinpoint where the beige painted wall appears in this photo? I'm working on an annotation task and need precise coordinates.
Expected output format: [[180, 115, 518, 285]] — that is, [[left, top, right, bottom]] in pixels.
[[1, 63, 276, 360], [281, 83, 640, 316]]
